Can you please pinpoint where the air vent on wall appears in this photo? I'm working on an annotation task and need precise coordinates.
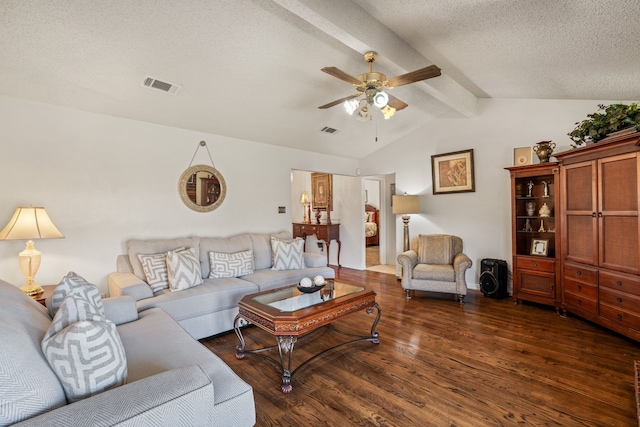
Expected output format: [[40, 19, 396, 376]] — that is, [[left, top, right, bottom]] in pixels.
[[140, 75, 182, 95], [320, 126, 339, 134]]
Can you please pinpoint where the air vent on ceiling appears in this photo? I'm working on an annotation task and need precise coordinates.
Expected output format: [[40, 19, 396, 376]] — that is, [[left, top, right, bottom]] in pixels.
[[320, 126, 339, 134], [140, 75, 182, 95]]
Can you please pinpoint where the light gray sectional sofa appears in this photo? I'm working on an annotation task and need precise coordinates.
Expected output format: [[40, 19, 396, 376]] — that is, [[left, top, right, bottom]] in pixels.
[[0, 279, 255, 427], [108, 231, 335, 339]]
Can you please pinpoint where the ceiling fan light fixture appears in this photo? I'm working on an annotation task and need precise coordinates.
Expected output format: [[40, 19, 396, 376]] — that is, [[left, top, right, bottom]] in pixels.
[[373, 91, 389, 108], [381, 105, 396, 119], [344, 99, 360, 115], [355, 105, 371, 122]]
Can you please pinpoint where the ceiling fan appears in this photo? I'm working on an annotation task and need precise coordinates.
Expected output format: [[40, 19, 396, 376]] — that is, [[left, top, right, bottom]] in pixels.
[[319, 51, 441, 120]]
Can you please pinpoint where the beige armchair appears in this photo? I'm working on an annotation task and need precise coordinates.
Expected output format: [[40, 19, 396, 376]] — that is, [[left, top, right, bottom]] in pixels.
[[397, 234, 472, 303]]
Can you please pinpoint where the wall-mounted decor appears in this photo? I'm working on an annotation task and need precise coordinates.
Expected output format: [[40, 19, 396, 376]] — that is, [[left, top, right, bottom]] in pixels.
[[178, 141, 226, 213], [431, 149, 475, 194], [513, 146, 533, 166], [311, 173, 332, 211]]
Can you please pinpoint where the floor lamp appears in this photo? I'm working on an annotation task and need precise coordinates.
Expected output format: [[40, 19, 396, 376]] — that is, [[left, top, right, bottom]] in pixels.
[[0, 206, 64, 296], [392, 194, 420, 251]]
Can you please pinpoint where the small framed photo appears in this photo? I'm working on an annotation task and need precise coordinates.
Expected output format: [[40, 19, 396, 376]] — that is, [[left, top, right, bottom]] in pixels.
[[531, 238, 549, 256], [513, 146, 533, 166], [431, 149, 475, 195]]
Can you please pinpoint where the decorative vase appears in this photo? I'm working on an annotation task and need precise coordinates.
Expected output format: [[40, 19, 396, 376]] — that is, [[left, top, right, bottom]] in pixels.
[[526, 201, 536, 217], [533, 141, 556, 163], [315, 209, 322, 224]]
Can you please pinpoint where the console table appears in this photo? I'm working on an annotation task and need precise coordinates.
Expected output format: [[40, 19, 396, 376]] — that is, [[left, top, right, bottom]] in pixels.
[[292, 222, 341, 267]]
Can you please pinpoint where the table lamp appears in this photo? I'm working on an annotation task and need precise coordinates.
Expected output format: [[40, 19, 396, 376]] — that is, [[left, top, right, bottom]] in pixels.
[[300, 191, 310, 223], [392, 194, 420, 251], [0, 206, 64, 296]]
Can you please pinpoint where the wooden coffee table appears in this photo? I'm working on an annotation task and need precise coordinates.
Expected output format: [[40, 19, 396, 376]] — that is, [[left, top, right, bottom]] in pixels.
[[233, 280, 381, 393]]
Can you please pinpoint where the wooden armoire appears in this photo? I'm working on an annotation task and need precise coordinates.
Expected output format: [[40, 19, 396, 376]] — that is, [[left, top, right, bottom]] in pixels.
[[555, 130, 640, 341]]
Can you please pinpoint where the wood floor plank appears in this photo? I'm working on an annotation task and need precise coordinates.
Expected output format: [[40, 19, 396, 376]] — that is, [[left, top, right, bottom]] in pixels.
[[201, 267, 640, 426]]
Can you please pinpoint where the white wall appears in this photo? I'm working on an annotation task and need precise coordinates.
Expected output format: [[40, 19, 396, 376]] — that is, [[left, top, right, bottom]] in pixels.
[[359, 98, 625, 287], [0, 96, 358, 293]]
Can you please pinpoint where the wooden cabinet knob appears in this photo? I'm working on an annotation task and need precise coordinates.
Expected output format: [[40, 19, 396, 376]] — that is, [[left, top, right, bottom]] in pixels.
[[577, 285, 582, 291], [577, 299, 582, 305], [617, 297, 622, 303], [577, 271, 582, 276], [533, 262, 537, 267], [617, 314, 623, 321], [617, 281, 622, 286]]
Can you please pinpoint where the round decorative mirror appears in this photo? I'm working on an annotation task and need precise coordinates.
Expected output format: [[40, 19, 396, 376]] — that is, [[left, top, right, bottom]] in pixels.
[[178, 164, 226, 212]]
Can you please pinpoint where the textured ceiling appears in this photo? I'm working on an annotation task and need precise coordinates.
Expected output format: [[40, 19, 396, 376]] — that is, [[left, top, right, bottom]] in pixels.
[[1, 0, 639, 159]]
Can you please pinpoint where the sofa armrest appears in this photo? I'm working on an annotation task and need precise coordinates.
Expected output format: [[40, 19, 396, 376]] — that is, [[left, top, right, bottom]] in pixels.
[[103, 296, 138, 325], [303, 252, 327, 268], [107, 272, 153, 301], [13, 366, 214, 427], [397, 250, 419, 287], [453, 253, 473, 294]]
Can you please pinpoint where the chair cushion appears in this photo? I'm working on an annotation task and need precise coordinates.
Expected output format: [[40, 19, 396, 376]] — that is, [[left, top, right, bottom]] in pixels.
[[418, 235, 455, 265], [412, 263, 455, 281]]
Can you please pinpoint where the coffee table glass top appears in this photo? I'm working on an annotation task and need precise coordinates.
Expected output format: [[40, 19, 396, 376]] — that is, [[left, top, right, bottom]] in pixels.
[[252, 281, 364, 312]]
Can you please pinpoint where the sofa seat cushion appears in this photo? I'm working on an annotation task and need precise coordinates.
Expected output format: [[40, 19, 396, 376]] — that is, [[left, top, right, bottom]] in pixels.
[[412, 263, 455, 281], [136, 278, 258, 322], [0, 281, 67, 424], [241, 267, 334, 292], [117, 308, 255, 423]]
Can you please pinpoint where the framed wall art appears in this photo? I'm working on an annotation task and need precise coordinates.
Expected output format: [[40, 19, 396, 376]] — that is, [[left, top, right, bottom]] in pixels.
[[431, 149, 475, 194], [531, 238, 549, 256], [311, 172, 333, 211]]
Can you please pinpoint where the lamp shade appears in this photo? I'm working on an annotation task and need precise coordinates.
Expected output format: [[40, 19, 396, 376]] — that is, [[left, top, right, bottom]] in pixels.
[[0, 206, 64, 241], [392, 195, 420, 215], [300, 191, 310, 205]]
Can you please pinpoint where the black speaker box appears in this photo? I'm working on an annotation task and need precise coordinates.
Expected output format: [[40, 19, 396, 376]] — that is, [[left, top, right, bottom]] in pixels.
[[479, 258, 508, 299]]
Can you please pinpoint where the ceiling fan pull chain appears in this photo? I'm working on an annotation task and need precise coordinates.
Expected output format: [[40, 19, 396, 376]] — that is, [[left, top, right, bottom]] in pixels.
[[188, 140, 216, 168]]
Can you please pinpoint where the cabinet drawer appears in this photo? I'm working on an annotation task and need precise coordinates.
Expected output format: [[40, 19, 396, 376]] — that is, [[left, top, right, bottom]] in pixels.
[[599, 270, 640, 298], [517, 257, 555, 273], [563, 277, 597, 299], [564, 291, 598, 314], [599, 287, 640, 314], [564, 262, 597, 284], [599, 302, 640, 331]]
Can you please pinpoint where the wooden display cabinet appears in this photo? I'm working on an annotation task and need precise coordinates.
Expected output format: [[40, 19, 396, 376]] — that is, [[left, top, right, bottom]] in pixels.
[[505, 163, 561, 310], [555, 131, 640, 341]]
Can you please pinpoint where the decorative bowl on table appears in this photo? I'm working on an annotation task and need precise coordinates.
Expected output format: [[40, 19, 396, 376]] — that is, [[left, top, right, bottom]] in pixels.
[[297, 276, 326, 293]]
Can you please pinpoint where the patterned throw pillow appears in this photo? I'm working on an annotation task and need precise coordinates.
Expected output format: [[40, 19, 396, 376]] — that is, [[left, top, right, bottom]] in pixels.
[[48, 272, 104, 319], [209, 250, 254, 278], [137, 247, 185, 293], [41, 292, 127, 403], [271, 237, 305, 271], [166, 247, 204, 291]]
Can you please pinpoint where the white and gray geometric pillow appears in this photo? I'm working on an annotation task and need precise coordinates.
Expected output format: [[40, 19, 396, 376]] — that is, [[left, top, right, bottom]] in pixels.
[[271, 237, 305, 271], [41, 292, 127, 403], [166, 247, 203, 292], [48, 271, 104, 319], [209, 250, 254, 278], [137, 247, 185, 293]]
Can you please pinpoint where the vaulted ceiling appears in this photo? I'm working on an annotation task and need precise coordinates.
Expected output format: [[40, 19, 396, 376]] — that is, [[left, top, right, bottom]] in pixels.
[[1, 0, 639, 159]]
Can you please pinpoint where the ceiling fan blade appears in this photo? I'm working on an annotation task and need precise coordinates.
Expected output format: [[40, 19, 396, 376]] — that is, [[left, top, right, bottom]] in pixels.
[[387, 94, 408, 111], [318, 93, 361, 109], [386, 65, 441, 88], [321, 67, 362, 85]]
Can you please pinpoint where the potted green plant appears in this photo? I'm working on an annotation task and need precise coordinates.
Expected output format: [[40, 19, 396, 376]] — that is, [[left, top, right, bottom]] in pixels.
[[568, 103, 640, 147]]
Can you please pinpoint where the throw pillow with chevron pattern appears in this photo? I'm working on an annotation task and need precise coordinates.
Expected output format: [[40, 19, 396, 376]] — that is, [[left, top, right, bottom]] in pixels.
[[41, 292, 127, 403], [48, 271, 104, 319], [137, 247, 185, 293], [209, 250, 254, 278], [271, 237, 305, 270], [166, 247, 204, 291]]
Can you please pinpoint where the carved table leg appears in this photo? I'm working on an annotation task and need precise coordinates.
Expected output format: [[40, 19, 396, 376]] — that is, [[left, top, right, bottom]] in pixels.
[[234, 314, 246, 359], [277, 336, 297, 393], [367, 303, 381, 344]]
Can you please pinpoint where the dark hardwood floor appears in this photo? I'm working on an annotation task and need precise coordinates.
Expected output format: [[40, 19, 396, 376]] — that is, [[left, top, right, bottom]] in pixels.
[[201, 268, 640, 426]]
